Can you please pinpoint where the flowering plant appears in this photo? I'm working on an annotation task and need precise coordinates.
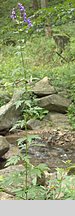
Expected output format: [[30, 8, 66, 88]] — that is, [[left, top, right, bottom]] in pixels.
[[10, 3, 33, 200], [10, 2, 32, 88], [10, 3, 32, 28]]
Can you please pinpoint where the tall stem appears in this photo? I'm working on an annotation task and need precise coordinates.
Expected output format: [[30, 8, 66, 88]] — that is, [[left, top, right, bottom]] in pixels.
[[19, 32, 28, 200]]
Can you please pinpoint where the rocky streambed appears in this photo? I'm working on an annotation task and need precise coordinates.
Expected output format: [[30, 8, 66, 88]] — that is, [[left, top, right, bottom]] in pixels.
[[0, 128, 75, 200], [0, 76, 75, 199], [0, 128, 75, 170]]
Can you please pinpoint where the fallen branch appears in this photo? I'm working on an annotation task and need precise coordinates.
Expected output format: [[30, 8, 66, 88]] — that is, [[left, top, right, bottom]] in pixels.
[[56, 51, 69, 62]]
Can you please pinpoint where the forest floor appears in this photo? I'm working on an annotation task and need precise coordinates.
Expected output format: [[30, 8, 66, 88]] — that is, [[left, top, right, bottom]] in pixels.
[[0, 127, 75, 200]]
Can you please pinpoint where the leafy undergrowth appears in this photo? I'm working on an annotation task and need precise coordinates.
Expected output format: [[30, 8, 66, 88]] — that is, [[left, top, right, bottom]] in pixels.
[[1, 164, 75, 200], [0, 20, 75, 128], [0, 22, 75, 89], [0, 0, 75, 200]]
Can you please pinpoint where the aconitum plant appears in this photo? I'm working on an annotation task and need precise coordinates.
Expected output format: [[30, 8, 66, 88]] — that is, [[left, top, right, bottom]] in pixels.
[[10, 8, 16, 19], [10, 2, 32, 27], [10, 3, 32, 200]]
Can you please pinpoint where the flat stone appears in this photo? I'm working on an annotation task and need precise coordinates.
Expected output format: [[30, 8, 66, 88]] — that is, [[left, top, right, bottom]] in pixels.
[[45, 112, 71, 129], [36, 94, 71, 113], [32, 76, 56, 96], [27, 119, 41, 130], [0, 89, 24, 131]]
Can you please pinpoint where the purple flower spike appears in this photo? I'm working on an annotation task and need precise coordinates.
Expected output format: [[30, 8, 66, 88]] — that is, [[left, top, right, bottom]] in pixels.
[[23, 12, 27, 22], [10, 3, 32, 28], [18, 3, 25, 12], [10, 8, 16, 19], [27, 18, 32, 27]]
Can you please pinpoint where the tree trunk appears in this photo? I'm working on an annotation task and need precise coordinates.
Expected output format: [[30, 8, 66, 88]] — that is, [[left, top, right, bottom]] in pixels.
[[32, 0, 38, 10], [41, 0, 48, 8]]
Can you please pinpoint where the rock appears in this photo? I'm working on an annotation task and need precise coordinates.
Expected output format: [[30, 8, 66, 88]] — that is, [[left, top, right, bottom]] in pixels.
[[45, 112, 71, 129], [58, 90, 68, 98], [27, 119, 41, 130], [0, 136, 9, 157], [53, 34, 70, 53], [36, 94, 71, 113], [32, 76, 56, 96], [0, 89, 24, 131]]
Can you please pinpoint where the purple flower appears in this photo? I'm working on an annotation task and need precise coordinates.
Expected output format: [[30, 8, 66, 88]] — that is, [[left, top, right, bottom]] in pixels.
[[27, 18, 32, 27], [10, 3, 32, 28], [18, 3, 25, 18], [23, 12, 27, 22], [23, 11, 32, 27], [10, 8, 16, 19], [18, 3, 25, 12]]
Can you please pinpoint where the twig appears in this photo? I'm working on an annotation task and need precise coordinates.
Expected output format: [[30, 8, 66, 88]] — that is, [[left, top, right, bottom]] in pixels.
[[56, 51, 69, 62]]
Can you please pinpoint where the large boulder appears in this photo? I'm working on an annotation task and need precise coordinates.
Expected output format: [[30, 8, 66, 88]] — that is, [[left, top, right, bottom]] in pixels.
[[32, 76, 56, 96], [26, 113, 71, 130], [36, 94, 71, 113], [0, 89, 24, 131], [44, 112, 71, 129], [0, 136, 9, 157], [26, 119, 42, 130]]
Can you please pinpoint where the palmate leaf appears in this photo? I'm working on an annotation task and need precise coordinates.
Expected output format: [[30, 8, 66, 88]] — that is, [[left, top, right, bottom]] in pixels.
[[22, 155, 31, 167], [25, 100, 31, 108], [5, 155, 21, 166], [27, 134, 41, 145], [10, 120, 25, 131], [31, 167, 41, 178], [17, 135, 40, 146], [32, 177, 37, 186], [10, 123, 18, 131], [1, 174, 14, 187], [30, 163, 49, 178], [27, 185, 46, 200], [17, 137, 27, 146], [36, 163, 49, 172], [15, 100, 24, 109]]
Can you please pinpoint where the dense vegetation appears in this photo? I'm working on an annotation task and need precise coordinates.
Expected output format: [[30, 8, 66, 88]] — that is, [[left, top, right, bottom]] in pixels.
[[0, 0, 75, 199], [0, 0, 75, 128]]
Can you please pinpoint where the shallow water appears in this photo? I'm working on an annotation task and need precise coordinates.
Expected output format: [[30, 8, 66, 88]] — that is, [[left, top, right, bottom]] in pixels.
[[0, 129, 75, 171]]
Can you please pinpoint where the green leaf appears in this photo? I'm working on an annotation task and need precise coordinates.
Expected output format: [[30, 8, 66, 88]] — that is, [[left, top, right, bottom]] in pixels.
[[32, 177, 37, 186], [15, 100, 24, 109], [5, 155, 21, 166], [25, 100, 31, 108], [36, 163, 49, 172], [17, 137, 27, 146], [27, 134, 41, 144]]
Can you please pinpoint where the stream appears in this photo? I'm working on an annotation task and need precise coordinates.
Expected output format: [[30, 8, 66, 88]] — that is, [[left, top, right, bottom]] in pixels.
[[0, 129, 75, 199], [0, 129, 75, 171]]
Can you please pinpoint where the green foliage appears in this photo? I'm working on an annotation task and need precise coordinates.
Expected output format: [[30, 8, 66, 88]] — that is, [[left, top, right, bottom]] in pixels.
[[24, 104, 49, 121], [31, 1, 75, 33], [0, 0, 75, 200], [5, 155, 21, 166], [1, 161, 75, 199], [45, 167, 75, 200], [0, 148, 48, 199]]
